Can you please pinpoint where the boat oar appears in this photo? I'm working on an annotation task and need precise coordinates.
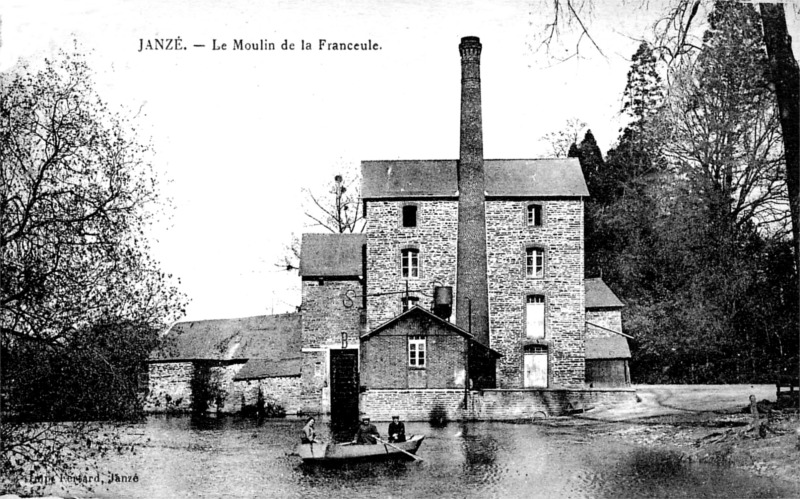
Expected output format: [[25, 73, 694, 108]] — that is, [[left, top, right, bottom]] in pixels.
[[376, 437, 423, 461]]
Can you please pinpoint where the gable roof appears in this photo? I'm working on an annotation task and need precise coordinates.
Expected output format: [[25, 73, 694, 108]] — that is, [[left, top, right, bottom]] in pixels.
[[361, 158, 589, 199], [150, 313, 301, 362], [585, 336, 631, 360], [234, 357, 302, 380], [362, 306, 501, 357], [585, 278, 624, 309], [299, 233, 366, 277]]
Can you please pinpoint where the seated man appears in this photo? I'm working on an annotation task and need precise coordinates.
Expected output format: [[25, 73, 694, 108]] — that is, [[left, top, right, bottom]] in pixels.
[[352, 416, 380, 444], [387, 415, 406, 443]]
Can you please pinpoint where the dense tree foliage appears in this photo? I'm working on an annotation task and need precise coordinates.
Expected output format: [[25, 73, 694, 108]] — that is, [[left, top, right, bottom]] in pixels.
[[1, 52, 185, 494], [575, 3, 798, 384]]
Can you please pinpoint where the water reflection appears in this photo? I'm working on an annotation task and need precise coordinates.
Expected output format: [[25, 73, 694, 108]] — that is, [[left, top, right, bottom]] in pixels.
[[50, 415, 799, 499]]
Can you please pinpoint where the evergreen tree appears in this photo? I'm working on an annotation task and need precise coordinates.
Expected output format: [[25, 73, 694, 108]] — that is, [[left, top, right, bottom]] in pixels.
[[623, 42, 664, 124]]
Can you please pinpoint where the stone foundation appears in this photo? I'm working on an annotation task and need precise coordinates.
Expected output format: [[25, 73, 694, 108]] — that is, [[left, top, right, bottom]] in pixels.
[[361, 387, 636, 421]]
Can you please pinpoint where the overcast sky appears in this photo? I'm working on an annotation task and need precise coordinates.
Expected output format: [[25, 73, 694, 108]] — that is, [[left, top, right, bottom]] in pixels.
[[3, 0, 799, 322]]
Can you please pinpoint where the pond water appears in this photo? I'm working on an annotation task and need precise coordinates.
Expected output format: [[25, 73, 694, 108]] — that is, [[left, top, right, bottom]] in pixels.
[[49, 415, 797, 498]]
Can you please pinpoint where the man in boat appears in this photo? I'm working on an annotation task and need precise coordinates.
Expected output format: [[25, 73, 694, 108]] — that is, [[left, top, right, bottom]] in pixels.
[[352, 416, 380, 444], [387, 415, 406, 443], [301, 416, 318, 444]]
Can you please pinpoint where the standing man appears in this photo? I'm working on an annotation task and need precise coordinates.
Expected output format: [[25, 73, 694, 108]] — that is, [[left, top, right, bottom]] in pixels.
[[387, 415, 406, 443], [352, 416, 380, 444], [301, 416, 318, 444]]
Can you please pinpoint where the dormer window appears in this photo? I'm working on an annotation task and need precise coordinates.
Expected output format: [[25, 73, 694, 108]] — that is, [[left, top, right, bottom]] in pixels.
[[401, 248, 420, 278], [526, 247, 544, 278], [402, 205, 418, 228], [527, 204, 543, 227]]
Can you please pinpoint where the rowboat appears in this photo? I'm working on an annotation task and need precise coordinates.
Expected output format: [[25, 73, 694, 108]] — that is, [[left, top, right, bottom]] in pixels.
[[295, 435, 425, 462]]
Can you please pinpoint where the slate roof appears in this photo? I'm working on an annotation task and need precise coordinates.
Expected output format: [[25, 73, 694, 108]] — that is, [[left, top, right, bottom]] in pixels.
[[234, 357, 302, 380], [150, 313, 301, 362], [585, 336, 631, 360], [361, 158, 589, 199], [362, 306, 502, 358], [299, 233, 366, 277], [585, 278, 624, 309]]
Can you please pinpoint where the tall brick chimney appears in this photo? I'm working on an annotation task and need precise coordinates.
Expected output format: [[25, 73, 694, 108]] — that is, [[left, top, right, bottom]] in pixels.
[[455, 36, 490, 347]]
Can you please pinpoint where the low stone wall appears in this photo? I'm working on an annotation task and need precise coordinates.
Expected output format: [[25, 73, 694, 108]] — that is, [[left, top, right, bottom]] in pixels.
[[233, 377, 302, 415], [361, 389, 467, 421], [361, 387, 636, 421]]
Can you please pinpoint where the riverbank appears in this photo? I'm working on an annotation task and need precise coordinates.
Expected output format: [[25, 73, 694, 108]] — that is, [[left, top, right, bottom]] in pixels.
[[582, 384, 800, 488]]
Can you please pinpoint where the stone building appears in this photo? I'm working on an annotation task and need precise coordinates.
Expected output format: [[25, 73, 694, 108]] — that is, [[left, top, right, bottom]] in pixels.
[[146, 36, 633, 420], [297, 36, 635, 420], [145, 313, 302, 414]]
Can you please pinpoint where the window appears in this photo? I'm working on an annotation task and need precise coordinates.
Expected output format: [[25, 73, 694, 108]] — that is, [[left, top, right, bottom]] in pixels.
[[408, 335, 426, 367], [525, 247, 544, 278], [401, 248, 420, 278], [526, 295, 545, 339], [402, 205, 418, 228], [527, 204, 543, 226]]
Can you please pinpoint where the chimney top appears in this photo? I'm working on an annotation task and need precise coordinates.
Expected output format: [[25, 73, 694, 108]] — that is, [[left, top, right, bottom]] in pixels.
[[459, 36, 482, 58]]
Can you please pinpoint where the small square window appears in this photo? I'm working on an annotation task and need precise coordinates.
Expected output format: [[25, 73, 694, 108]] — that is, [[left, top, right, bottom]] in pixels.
[[402, 205, 418, 228], [527, 204, 542, 226]]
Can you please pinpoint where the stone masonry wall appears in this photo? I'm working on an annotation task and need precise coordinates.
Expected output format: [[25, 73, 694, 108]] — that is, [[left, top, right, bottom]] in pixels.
[[145, 362, 248, 414], [301, 279, 363, 349], [299, 350, 327, 414], [586, 309, 623, 338], [209, 363, 246, 413], [145, 362, 194, 412], [233, 376, 302, 415], [366, 200, 459, 329], [485, 199, 585, 388], [361, 387, 636, 421], [300, 279, 362, 414]]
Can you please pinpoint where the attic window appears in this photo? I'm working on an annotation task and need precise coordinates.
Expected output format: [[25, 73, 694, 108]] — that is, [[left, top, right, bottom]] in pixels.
[[402, 205, 418, 228], [527, 204, 543, 226]]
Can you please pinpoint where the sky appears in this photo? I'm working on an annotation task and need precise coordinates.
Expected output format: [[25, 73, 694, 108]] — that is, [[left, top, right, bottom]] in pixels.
[[2, 0, 799, 322]]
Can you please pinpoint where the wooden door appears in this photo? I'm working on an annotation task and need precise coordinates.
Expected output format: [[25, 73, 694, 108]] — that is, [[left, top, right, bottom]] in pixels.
[[330, 349, 359, 424]]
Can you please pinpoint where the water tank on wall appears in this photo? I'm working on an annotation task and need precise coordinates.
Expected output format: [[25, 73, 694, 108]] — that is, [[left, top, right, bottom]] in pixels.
[[433, 286, 453, 321]]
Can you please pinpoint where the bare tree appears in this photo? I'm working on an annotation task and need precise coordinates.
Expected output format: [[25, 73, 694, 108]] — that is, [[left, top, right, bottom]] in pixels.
[[303, 171, 366, 234], [541, 118, 588, 157], [658, 4, 789, 236], [276, 165, 366, 272]]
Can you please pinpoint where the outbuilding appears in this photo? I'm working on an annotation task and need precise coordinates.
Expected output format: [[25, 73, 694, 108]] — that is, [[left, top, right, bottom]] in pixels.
[[360, 306, 501, 391], [584, 278, 631, 387]]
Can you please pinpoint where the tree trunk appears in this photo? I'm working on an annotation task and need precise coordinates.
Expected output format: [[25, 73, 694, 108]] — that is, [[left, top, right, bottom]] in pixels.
[[759, 3, 800, 412]]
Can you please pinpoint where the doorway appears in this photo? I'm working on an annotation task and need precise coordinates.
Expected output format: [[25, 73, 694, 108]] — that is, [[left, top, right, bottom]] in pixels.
[[329, 349, 359, 436], [524, 346, 548, 388]]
